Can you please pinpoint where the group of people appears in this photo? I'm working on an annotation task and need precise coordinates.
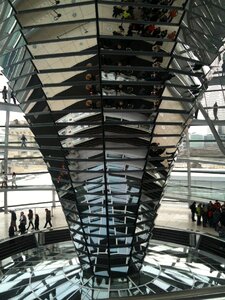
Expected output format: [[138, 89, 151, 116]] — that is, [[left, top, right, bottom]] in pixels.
[[82, 1, 178, 103], [112, 0, 178, 37], [189, 200, 225, 237], [1, 85, 17, 104], [8, 208, 52, 237], [112, 0, 176, 22], [1, 172, 17, 188]]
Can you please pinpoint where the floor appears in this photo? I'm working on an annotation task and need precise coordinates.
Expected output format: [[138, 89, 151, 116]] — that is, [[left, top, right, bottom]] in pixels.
[[0, 201, 218, 241]]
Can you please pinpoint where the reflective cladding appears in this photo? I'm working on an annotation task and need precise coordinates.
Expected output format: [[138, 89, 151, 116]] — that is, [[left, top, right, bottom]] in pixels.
[[1, 0, 225, 278], [0, 240, 225, 299]]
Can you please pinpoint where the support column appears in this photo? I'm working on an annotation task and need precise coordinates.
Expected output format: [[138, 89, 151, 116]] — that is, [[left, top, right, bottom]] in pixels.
[[52, 188, 56, 208], [186, 128, 191, 206], [3, 106, 10, 213]]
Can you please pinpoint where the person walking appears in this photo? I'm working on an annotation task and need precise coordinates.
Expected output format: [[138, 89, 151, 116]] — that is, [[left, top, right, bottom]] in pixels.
[[2, 86, 8, 103], [213, 102, 218, 120], [11, 91, 17, 104], [12, 172, 17, 188], [44, 208, 52, 228], [34, 214, 40, 230], [27, 209, 34, 230], [21, 134, 27, 147], [10, 210, 17, 231]]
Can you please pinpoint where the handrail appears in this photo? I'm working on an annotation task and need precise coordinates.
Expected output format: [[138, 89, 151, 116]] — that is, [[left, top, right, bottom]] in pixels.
[[109, 285, 225, 300], [0, 227, 225, 300], [1, 226, 224, 257]]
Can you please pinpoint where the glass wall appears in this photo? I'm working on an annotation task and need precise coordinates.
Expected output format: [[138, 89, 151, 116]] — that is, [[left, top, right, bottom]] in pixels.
[[165, 57, 225, 204]]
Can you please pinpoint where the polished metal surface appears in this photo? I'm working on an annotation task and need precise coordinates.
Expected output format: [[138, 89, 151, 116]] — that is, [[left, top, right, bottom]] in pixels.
[[0, 0, 225, 278]]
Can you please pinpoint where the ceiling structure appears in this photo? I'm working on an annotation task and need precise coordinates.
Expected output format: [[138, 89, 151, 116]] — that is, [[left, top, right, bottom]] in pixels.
[[0, 0, 225, 280]]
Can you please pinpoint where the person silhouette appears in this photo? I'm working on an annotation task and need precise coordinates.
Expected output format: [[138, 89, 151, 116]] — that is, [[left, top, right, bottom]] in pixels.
[[213, 102, 218, 120], [21, 134, 27, 147], [2, 86, 8, 103]]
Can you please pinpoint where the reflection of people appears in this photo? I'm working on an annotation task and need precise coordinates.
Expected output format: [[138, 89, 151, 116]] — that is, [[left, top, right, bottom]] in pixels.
[[85, 73, 95, 81], [194, 108, 199, 119], [21, 134, 27, 147], [149, 143, 165, 157], [213, 102, 218, 120], [2, 86, 8, 103], [167, 31, 177, 40]]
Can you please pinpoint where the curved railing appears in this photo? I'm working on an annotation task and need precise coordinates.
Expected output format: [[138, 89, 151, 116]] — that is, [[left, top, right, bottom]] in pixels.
[[1, 226, 225, 300], [1, 226, 224, 261]]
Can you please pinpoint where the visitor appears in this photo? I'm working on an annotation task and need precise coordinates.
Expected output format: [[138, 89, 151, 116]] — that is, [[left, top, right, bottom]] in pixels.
[[207, 205, 214, 227], [149, 142, 165, 157], [189, 201, 196, 221], [27, 209, 34, 230], [218, 207, 225, 237], [112, 5, 123, 18], [1, 172, 8, 188], [11, 91, 17, 104], [212, 208, 221, 231], [2, 86, 8, 103], [44, 208, 52, 228], [213, 200, 221, 210], [167, 31, 177, 40], [167, 9, 178, 22], [19, 211, 27, 234], [213, 102, 218, 120], [12, 172, 17, 188], [202, 204, 208, 227], [34, 214, 40, 230], [9, 224, 15, 238], [196, 203, 203, 225], [10, 210, 17, 231], [21, 134, 27, 147]]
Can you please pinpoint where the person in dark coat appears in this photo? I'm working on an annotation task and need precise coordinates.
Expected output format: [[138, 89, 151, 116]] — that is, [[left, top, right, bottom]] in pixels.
[[149, 142, 165, 157], [189, 201, 196, 221], [44, 209, 52, 228], [27, 209, 34, 230], [34, 214, 39, 230], [213, 102, 218, 120], [21, 134, 27, 147], [19, 211, 27, 234], [10, 210, 17, 231], [9, 223, 15, 238], [2, 86, 8, 103]]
